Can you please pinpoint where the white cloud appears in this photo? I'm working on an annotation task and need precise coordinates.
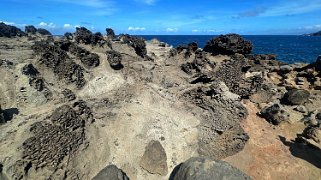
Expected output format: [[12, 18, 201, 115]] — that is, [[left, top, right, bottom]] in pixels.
[[39, 22, 47, 26], [128, 26, 146, 31], [192, 29, 200, 32], [166, 28, 178, 32], [0, 20, 15, 25], [304, 24, 321, 29], [39, 22, 56, 28], [63, 24, 72, 28]]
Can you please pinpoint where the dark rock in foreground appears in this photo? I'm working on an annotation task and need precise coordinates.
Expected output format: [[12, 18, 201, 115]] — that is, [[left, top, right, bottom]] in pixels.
[[315, 55, 321, 72], [260, 103, 289, 125], [204, 34, 252, 55], [172, 157, 251, 180], [93, 165, 129, 180], [282, 89, 310, 105], [0, 22, 25, 37], [107, 50, 123, 70], [140, 140, 168, 176]]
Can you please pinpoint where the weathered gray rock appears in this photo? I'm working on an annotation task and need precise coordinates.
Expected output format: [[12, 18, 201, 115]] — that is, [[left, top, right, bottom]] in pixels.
[[0, 105, 5, 124], [279, 65, 293, 74], [172, 157, 251, 180], [283, 89, 310, 105], [92, 165, 129, 180], [294, 105, 307, 114], [183, 82, 249, 159], [260, 103, 290, 125], [140, 140, 168, 176]]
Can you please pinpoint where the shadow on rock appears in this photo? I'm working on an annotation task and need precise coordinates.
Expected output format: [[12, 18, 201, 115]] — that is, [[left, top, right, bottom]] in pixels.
[[1, 108, 19, 123], [279, 136, 321, 169]]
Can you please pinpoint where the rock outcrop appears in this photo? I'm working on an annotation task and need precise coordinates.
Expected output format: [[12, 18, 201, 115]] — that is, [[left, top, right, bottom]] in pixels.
[[120, 34, 147, 58], [172, 157, 251, 180], [68, 43, 100, 68], [37, 28, 52, 36], [0, 22, 25, 37], [204, 34, 252, 55], [106, 28, 115, 38], [24, 25, 37, 35], [93, 165, 129, 180], [106, 50, 123, 70], [32, 40, 86, 88]]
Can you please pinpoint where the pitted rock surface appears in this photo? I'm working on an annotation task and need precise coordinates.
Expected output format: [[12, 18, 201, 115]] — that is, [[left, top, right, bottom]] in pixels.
[[182, 82, 249, 159], [32, 40, 86, 88]]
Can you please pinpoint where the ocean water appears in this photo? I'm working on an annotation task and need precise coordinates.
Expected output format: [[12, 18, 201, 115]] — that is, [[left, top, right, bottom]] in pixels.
[[141, 35, 321, 64]]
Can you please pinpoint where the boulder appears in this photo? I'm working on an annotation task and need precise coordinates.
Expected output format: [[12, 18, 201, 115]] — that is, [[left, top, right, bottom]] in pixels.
[[106, 50, 123, 70], [106, 28, 115, 38], [68, 43, 100, 67], [37, 28, 52, 36], [315, 55, 321, 72], [93, 165, 129, 180], [279, 65, 293, 74], [260, 103, 290, 125], [0, 22, 25, 37], [24, 25, 37, 34], [172, 157, 251, 180], [62, 89, 76, 102], [140, 140, 168, 176], [181, 50, 215, 76], [74, 27, 93, 44], [203, 34, 252, 55], [282, 89, 310, 105]]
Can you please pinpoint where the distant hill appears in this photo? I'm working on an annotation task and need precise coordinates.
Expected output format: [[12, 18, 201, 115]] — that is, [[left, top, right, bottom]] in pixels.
[[305, 30, 321, 36]]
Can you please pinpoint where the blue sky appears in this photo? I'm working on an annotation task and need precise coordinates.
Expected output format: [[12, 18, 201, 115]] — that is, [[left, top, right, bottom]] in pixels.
[[1, 0, 321, 35]]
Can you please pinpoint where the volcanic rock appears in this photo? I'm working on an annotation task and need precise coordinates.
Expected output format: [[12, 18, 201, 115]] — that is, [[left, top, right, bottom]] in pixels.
[[21, 103, 92, 172], [183, 82, 249, 159], [280, 65, 293, 74], [64, 32, 73, 40], [32, 40, 86, 88], [24, 25, 37, 34], [260, 103, 290, 125], [68, 43, 100, 67], [62, 89, 76, 102], [0, 105, 5, 124], [37, 28, 52, 36], [140, 140, 168, 176], [181, 50, 215, 76], [172, 157, 251, 180], [282, 89, 310, 105], [106, 50, 123, 70], [74, 27, 93, 44], [187, 42, 198, 52], [119, 34, 147, 58], [93, 165, 129, 180], [106, 28, 115, 38], [203, 34, 252, 55], [0, 22, 25, 37]]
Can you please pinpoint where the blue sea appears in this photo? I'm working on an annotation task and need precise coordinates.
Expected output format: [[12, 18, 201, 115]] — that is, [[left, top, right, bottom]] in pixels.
[[141, 35, 321, 64]]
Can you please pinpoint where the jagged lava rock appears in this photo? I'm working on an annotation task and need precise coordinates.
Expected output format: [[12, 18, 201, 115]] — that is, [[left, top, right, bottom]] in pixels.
[[93, 165, 129, 180], [37, 28, 52, 36], [74, 27, 93, 44], [203, 34, 252, 55], [0, 22, 25, 37], [140, 140, 168, 176], [106, 50, 123, 70], [172, 157, 251, 180], [315, 55, 321, 72], [283, 89, 310, 105], [119, 34, 147, 58], [106, 28, 115, 38], [260, 103, 290, 125], [24, 25, 37, 34]]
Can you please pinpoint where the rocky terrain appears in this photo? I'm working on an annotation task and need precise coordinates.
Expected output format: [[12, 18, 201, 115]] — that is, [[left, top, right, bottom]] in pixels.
[[0, 23, 321, 180]]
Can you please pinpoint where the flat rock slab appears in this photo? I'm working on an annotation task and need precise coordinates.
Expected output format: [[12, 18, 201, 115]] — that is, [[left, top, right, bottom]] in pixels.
[[140, 140, 168, 176]]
